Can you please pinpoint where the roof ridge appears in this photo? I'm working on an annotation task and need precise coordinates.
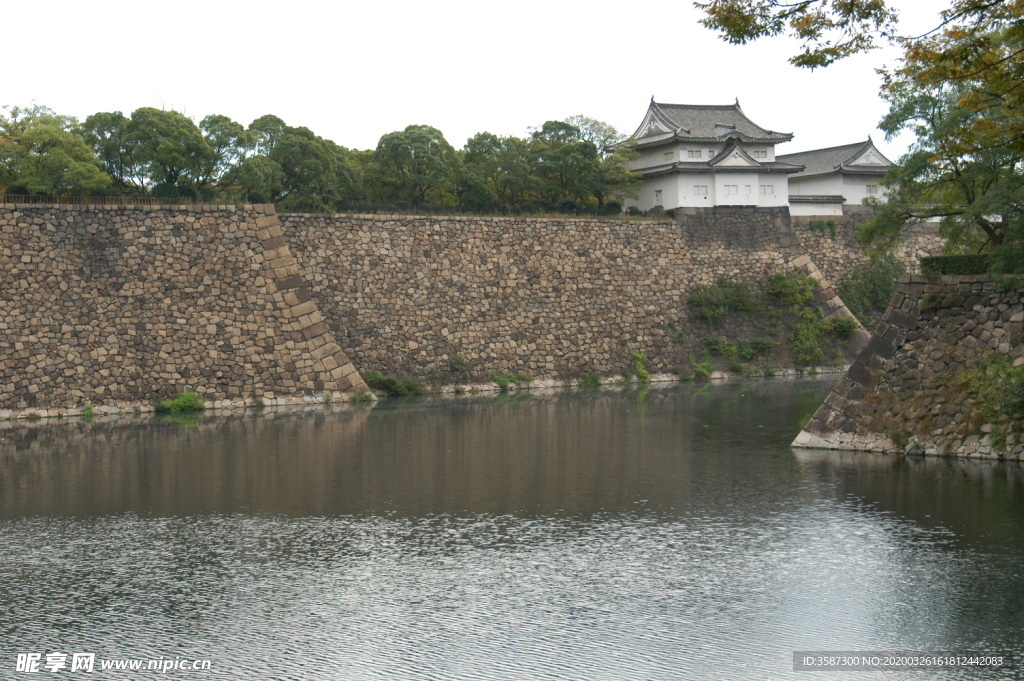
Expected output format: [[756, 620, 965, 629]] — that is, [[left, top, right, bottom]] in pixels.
[[656, 102, 741, 109], [777, 140, 871, 158]]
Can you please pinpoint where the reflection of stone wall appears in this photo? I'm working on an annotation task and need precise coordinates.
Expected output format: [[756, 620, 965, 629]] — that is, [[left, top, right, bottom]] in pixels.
[[0, 381, 819, 518], [282, 207, 876, 378], [0, 203, 365, 416], [795, 275, 1024, 459]]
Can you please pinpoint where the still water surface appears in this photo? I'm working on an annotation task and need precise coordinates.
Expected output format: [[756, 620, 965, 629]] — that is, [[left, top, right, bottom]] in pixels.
[[1, 378, 1022, 679]]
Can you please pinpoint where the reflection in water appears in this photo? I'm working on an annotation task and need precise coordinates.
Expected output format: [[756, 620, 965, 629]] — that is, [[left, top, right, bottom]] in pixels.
[[1, 379, 1022, 680], [0, 380, 827, 518]]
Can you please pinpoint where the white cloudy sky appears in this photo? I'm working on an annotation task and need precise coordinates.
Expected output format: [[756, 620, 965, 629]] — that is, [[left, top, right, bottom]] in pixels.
[[7, 0, 941, 158]]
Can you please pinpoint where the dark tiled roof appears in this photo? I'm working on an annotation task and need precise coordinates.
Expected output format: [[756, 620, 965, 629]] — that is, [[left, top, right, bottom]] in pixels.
[[635, 101, 793, 143], [778, 140, 892, 178]]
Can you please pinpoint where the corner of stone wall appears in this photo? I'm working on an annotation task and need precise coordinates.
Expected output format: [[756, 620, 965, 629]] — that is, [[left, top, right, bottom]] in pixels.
[[787, 253, 871, 354], [253, 207, 368, 394], [791, 273, 955, 453]]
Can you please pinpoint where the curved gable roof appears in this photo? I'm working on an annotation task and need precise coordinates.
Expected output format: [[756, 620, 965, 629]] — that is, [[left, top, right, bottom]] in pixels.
[[778, 139, 892, 179], [632, 99, 794, 145]]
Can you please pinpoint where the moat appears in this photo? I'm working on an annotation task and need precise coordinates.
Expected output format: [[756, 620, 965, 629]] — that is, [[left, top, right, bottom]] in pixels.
[[1, 378, 1022, 679]]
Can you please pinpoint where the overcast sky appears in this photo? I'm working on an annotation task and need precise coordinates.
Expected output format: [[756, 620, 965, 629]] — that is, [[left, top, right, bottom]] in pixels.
[[7, 0, 941, 159]]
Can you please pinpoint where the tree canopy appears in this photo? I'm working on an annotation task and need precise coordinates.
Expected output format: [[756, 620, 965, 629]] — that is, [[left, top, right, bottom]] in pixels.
[[697, 0, 1024, 269], [2, 105, 638, 216], [1, 105, 111, 195], [695, 0, 899, 68]]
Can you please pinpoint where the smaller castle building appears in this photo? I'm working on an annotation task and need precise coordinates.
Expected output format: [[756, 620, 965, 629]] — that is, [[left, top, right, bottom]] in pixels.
[[624, 99, 892, 216], [777, 140, 892, 216]]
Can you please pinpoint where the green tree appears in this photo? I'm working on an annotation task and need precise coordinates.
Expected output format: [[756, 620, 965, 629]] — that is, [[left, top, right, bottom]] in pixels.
[[861, 69, 1024, 256], [564, 115, 626, 153], [228, 116, 358, 210], [593, 143, 640, 212], [82, 111, 141, 193], [125, 107, 216, 194], [247, 114, 288, 157], [462, 132, 539, 212], [529, 119, 637, 212], [233, 155, 284, 204], [373, 125, 458, 207], [695, 0, 900, 68], [1, 105, 112, 195], [529, 120, 600, 210], [270, 128, 358, 211], [697, 0, 1024, 267], [200, 114, 251, 187]]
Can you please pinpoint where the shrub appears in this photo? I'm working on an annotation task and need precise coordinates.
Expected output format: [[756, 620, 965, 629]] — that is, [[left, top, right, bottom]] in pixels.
[[735, 338, 778, 361], [155, 391, 204, 413], [837, 254, 906, 325], [688, 285, 729, 326], [580, 372, 602, 388], [749, 337, 776, 355], [492, 371, 530, 392], [765, 272, 816, 307], [920, 254, 990, 275], [688, 279, 756, 326], [691, 358, 714, 381], [791, 321, 825, 368], [989, 245, 1024, 275], [630, 351, 650, 383], [365, 370, 424, 396], [703, 336, 727, 355], [448, 354, 472, 374], [349, 388, 374, 403], [826, 316, 859, 340], [1000, 367, 1024, 419]]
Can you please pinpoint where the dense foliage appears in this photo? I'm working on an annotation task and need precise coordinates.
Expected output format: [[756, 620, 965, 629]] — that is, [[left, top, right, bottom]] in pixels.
[[919, 254, 991, 275], [697, 0, 1024, 271], [1, 104, 639, 215], [836, 254, 906, 325], [685, 273, 857, 372]]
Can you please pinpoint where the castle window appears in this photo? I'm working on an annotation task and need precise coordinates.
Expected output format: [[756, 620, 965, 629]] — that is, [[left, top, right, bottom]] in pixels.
[[760, 184, 774, 195], [752, 150, 767, 159], [866, 184, 879, 194], [654, 189, 663, 205], [688, 150, 702, 159], [693, 185, 708, 195], [663, 151, 674, 161], [725, 185, 738, 195]]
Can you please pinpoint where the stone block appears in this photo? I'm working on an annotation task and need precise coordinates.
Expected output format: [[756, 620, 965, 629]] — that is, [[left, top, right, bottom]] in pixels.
[[290, 300, 318, 318], [847, 362, 877, 388], [302, 321, 329, 340], [263, 235, 287, 250], [276, 274, 305, 290]]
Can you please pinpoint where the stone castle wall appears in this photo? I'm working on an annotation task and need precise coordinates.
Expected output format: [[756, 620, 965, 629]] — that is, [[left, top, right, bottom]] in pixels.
[[0, 203, 366, 416], [794, 275, 1024, 459], [280, 208, 799, 379], [281, 207, 937, 380], [792, 206, 945, 283], [1, 203, 942, 415]]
